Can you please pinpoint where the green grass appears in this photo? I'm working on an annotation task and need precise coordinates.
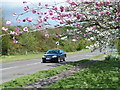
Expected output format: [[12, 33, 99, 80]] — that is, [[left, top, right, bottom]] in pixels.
[[1, 59, 89, 89], [46, 57, 120, 88], [0, 53, 44, 63], [1, 49, 91, 63]]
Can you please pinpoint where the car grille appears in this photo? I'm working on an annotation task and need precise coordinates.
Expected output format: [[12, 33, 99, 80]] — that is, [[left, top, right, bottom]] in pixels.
[[46, 56, 52, 58]]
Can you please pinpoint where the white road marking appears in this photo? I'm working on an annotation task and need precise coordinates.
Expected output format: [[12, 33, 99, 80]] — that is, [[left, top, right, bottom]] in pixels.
[[0, 62, 42, 71]]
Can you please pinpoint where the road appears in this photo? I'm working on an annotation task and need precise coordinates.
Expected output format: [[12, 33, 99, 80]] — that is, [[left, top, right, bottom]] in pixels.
[[1, 50, 103, 84]]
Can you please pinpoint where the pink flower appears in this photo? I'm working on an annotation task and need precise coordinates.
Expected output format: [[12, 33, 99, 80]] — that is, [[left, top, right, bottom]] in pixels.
[[76, 23, 82, 28], [15, 27, 20, 32], [23, 27, 28, 32], [13, 13, 17, 17], [2, 27, 8, 31], [55, 34, 60, 38], [76, 36, 79, 39], [91, 12, 97, 15], [51, 17, 57, 20], [60, 20, 65, 24], [45, 34, 49, 38], [52, 6, 57, 10], [23, 1, 27, 4], [38, 19, 42, 23], [6, 21, 11, 25], [106, 11, 110, 15], [99, 12, 104, 15], [70, 2, 77, 5], [91, 26, 96, 30], [96, 2, 104, 5], [96, 6, 101, 10], [45, 4, 48, 7], [16, 19, 21, 23], [36, 24, 42, 29], [32, 10, 37, 14], [26, 17, 33, 22], [60, 6, 64, 12], [13, 37, 18, 44], [37, 12, 43, 15], [24, 6, 29, 11], [49, 10, 53, 15], [38, 2, 41, 6], [67, 20, 72, 23], [105, 2, 110, 6], [116, 17, 120, 21], [10, 31, 15, 35]]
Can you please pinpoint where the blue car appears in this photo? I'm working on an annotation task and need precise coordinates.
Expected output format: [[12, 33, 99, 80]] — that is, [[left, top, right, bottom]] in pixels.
[[42, 49, 66, 63]]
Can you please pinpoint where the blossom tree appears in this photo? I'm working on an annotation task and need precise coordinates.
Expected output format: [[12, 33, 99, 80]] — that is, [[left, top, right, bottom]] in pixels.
[[1, 0, 120, 52]]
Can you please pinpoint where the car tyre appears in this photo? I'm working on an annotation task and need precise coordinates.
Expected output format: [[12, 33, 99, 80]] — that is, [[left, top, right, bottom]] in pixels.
[[56, 57, 61, 63], [42, 60, 46, 63], [63, 57, 65, 61]]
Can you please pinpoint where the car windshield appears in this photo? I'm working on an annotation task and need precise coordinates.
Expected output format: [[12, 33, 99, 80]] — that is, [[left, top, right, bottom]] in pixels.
[[46, 50, 60, 54]]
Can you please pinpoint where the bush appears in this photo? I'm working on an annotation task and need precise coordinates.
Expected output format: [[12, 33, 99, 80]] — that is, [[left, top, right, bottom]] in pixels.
[[105, 55, 120, 61]]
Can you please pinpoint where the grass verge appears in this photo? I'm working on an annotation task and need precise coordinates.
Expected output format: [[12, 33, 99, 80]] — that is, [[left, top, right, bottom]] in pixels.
[[46, 57, 120, 88], [0, 53, 44, 63]]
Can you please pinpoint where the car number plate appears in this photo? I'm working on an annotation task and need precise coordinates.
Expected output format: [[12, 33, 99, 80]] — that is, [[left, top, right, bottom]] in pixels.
[[46, 58, 51, 60]]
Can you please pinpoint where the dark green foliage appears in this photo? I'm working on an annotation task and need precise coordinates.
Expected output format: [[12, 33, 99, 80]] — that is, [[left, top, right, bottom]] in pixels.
[[116, 39, 120, 55]]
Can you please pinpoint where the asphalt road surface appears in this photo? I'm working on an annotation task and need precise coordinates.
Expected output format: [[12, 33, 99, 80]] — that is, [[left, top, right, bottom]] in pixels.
[[1, 50, 103, 84]]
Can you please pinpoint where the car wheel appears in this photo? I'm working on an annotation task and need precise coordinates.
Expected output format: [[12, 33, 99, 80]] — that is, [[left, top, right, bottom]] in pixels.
[[63, 57, 65, 61], [56, 57, 61, 63], [42, 60, 46, 63]]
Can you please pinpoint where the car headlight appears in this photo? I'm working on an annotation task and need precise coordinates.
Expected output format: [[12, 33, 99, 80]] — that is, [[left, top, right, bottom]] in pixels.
[[52, 56, 57, 58], [42, 56, 45, 58]]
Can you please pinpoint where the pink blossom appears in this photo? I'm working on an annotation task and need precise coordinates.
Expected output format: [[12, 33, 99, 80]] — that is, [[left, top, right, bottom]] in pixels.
[[55, 34, 60, 38], [105, 2, 110, 6], [38, 2, 41, 6], [38, 19, 42, 23], [6, 21, 11, 25], [45, 34, 49, 38], [16, 19, 21, 23], [76, 23, 82, 28], [106, 11, 110, 15], [13, 37, 18, 44], [44, 12, 47, 15], [15, 27, 20, 32], [67, 20, 72, 23], [99, 12, 104, 15], [26, 17, 33, 22], [52, 6, 57, 10], [66, 0, 71, 3], [13, 13, 17, 17], [23, 27, 28, 32], [96, 6, 101, 10], [45, 4, 48, 7], [92, 26, 96, 30], [2, 27, 8, 31], [60, 20, 65, 24], [60, 6, 64, 12], [23, 1, 27, 4], [49, 10, 53, 15], [70, 2, 77, 5], [116, 17, 120, 21], [37, 12, 43, 15], [96, 2, 104, 5], [10, 31, 15, 35], [91, 12, 97, 15], [24, 6, 29, 11], [51, 17, 58, 20], [36, 24, 42, 29], [76, 36, 79, 39], [32, 10, 37, 14]]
